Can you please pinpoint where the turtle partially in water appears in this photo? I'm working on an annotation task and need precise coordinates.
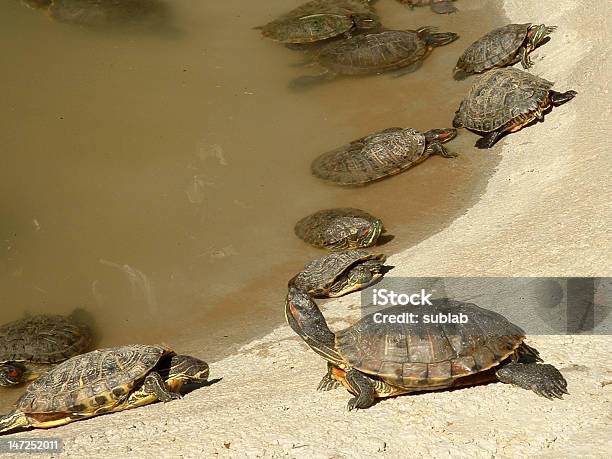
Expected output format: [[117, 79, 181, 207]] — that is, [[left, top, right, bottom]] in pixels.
[[294, 208, 384, 250], [453, 67, 577, 148], [291, 27, 458, 88], [453, 23, 557, 80], [396, 0, 458, 14], [285, 290, 569, 410], [311, 127, 457, 186], [0, 311, 91, 387], [0, 345, 209, 434], [289, 250, 388, 298], [258, 0, 379, 45]]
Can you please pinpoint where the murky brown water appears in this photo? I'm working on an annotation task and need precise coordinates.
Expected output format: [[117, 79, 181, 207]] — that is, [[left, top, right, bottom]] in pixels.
[[0, 0, 508, 407]]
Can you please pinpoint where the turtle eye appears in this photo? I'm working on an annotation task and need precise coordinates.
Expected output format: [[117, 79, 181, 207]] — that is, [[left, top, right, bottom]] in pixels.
[[8, 369, 20, 378]]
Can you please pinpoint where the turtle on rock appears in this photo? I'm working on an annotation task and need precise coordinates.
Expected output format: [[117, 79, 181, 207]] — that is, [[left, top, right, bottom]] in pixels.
[[0, 345, 209, 434], [453, 67, 577, 148], [285, 290, 569, 410], [453, 23, 557, 80]]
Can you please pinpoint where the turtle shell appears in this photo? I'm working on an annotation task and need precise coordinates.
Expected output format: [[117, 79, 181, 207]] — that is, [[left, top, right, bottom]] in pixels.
[[456, 24, 532, 75], [454, 67, 553, 133], [261, 14, 355, 44], [311, 127, 428, 185], [294, 208, 383, 249], [48, 0, 165, 26], [0, 314, 90, 364], [316, 30, 429, 75], [16, 344, 171, 414], [279, 0, 377, 22], [335, 299, 525, 389], [290, 250, 386, 297]]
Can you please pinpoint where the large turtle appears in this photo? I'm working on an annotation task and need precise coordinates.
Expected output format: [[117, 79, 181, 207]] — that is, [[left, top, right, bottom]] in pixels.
[[453, 23, 557, 80], [289, 250, 388, 298], [294, 208, 384, 250], [0, 311, 91, 387], [453, 67, 577, 148], [258, 0, 379, 44], [285, 290, 569, 410], [0, 345, 209, 434], [291, 27, 458, 88], [311, 127, 457, 186], [396, 0, 458, 14]]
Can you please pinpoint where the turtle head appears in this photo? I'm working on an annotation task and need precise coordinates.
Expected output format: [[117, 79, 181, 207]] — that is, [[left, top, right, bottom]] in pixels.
[[168, 355, 209, 385], [0, 363, 27, 387], [526, 24, 557, 51], [285, 287, 336, 350], [424, 128, 457, 144], [417, 27, 459, 47], [343, 218, 383, 249], [351, 14, 379, 31], [21, 0, 52, 10]]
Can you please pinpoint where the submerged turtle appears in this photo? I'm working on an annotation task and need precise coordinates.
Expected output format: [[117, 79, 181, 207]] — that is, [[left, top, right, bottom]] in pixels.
[[453, 67, 577, 148], [291, 27, 458, 88], [295, 208, 384, 250], [396, 0, 458, 14], [289, 250, 388, 298], [258, 0, 379, 44], [311, 127, 457, 186], [286, 290, 569, 410], [0, 311, 91, 387], [453, 23, 557, 80], [0, 345, 209, 434]]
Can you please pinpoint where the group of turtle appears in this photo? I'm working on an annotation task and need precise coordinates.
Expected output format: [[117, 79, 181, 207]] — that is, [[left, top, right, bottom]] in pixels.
[[0, 312, 208, 434], [275, 1, 572, 409]]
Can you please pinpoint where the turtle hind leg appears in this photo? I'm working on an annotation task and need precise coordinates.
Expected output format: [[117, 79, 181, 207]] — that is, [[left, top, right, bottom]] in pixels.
[[550, 90, 577, 106], [475, 130, 503, 149], [496, 362, 568, 399], [345, 369, 376, 410]]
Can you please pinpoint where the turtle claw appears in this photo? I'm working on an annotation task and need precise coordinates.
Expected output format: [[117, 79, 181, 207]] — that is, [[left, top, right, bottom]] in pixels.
[[497, 362, 568, 400]]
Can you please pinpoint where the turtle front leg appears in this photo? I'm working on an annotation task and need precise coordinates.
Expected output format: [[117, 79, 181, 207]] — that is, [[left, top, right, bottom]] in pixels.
[[317, 362, 341, 391], [345, 369, 376, 410], [426, 142, 457, 158], [549, 90, 577, 106], [475, 130, 503, 149], [519, 46, 534, 69], [143, 371, 182, 402], [496, 362, 568, 399]]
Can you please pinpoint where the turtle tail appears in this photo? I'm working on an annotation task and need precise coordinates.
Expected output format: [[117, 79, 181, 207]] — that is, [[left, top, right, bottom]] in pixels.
[[0, 411, 30, 435]]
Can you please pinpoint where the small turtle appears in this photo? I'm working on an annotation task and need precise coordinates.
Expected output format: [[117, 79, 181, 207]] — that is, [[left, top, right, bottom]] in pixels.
[[396, 0, 458, 15], [258, 0, 379, 44], [295, 208, 384, 250], [453, 23, 557, 80], [453, 67, 577, 148], [0, 345, 209, 434], [311, 127, 457, 186], [289, 250, 388, 298], [286, 290, 569, 410], [0, 311, 91, 387], [291, 27, 458, 88]]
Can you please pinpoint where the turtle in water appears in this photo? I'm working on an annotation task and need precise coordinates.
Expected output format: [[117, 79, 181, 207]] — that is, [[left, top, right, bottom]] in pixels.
[[0, 311, 91, 387], [453, 23, 557, 80], [311, 127, 457, 186], [291, 27, 458, 88], [0, 345, 209, 434], [258, 0, 379, 45], [453, 67, 577, 148], [396, 0, 458, 14], [295, 208, 384, 250], [285, 290, 569, 410], [289, 250, 388, 298]]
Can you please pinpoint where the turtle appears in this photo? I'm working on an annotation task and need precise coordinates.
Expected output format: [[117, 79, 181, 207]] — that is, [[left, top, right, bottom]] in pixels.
[[453, 67, 577, 148], [311, 127, 457, 186], [0, 311, 92, 387], [290, 27, 459, 88], [285, 290, 569, 410], [258, 0, 379, 44], [0, 344, 209, 434], [396, 0, 458, 15], [453, 23, 557, 80], [289, 250, 388, 298], [294, 208, 384, 250]]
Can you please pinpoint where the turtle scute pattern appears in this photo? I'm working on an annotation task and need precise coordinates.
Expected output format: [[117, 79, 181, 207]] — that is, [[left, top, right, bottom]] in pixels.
[[312, 128, 426, 185], [0, 314, 90, 364], [335, 300, 525, 388], [17, 345, 168, 413], [457, 68, 553, 132]]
